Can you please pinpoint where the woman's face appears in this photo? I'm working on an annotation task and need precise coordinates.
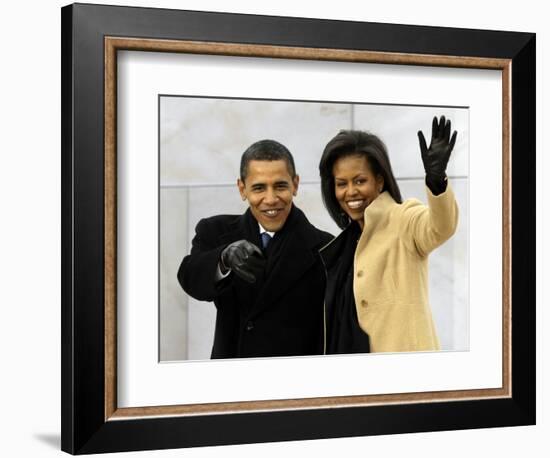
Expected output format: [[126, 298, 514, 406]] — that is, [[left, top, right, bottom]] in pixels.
[[332, 154, 384, 229]]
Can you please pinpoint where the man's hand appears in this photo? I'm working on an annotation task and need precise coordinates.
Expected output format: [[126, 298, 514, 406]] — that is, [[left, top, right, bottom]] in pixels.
[[418, 115, 457, 182], [220, 240, 266, 283]]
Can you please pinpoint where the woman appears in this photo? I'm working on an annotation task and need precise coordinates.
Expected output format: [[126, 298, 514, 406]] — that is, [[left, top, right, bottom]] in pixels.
[[319, 116, 459, 354]]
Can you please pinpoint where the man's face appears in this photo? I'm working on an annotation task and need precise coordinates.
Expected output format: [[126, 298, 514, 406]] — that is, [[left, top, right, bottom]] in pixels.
[[238, 159, 299, 232]]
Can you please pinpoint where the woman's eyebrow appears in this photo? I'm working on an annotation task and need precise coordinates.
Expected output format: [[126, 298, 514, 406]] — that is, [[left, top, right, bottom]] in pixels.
[[335, 174, 365, 181]]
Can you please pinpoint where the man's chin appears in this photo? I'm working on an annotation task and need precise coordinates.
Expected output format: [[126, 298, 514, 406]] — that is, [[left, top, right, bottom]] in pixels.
[[261, 221, 284, 232], [259, 216, 288, 232]]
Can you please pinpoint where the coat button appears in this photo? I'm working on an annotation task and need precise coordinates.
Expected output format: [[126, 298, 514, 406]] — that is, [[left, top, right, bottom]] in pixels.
[[357, 270, 364, 277], [246, 321, 254, 331], [361, 299, 368, 308]]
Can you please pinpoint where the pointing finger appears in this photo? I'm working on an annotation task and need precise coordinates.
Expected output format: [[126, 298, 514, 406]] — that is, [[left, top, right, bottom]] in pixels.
[[242, 240, 264, 258]]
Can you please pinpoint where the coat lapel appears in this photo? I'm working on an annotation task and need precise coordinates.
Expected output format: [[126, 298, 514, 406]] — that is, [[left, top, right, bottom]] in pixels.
[[248, 206, 319, 319]]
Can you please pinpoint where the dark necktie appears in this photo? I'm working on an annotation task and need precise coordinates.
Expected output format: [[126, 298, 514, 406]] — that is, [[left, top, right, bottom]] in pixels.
[[261, 232, 272, 250]]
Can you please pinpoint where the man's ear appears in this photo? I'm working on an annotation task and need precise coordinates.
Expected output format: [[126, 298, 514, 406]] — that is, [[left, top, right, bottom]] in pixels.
[[292, 174, 300, 196], [237, 178, 247, 201]]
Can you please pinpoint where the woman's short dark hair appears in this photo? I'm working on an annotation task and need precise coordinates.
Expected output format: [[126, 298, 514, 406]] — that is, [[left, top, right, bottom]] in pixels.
[[319, 129, 402, 229], [240, 139, 296, 181]]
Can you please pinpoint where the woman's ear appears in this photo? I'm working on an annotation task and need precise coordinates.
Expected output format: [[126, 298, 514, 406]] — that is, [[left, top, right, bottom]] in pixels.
[[377, 175, 385, 193]]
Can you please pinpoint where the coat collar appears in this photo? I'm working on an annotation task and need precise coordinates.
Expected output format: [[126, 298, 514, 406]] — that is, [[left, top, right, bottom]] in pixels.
[[319, 222, 359, 270], [219, 205, 321, 249], [218, 208, 255, 245], [320, 191, 397, 267], [362, 191, 396, 229], [359, 191, 396, 241]]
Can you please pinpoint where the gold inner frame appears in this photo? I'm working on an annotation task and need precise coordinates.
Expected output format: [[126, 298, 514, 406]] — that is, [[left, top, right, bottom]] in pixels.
[[104, 37, 512, 421]]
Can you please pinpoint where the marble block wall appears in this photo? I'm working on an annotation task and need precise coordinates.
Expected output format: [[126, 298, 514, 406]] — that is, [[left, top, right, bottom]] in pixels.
[[160, 96, 469, 361]]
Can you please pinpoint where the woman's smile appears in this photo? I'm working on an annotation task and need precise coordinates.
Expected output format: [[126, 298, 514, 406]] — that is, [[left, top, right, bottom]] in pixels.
[[346, 199, 366, 210]]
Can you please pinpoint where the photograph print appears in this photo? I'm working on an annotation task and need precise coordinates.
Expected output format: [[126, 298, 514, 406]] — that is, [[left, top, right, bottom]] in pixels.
[[159, 95, 469, 362]]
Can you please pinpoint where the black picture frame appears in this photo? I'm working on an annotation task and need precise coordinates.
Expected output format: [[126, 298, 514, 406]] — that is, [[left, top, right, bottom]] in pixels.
[[61, 3, 535, 454]]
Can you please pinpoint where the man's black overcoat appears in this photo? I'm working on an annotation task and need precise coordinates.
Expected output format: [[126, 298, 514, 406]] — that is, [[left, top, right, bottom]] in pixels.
[[177, 205, 333, 358]]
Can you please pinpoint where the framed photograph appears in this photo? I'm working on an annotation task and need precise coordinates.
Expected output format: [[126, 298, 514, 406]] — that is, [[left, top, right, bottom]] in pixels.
[[61, 3, 535, 454]]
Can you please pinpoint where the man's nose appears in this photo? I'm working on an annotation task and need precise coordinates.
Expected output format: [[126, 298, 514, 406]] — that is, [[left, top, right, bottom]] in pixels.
[[264, 188, 278, 204]]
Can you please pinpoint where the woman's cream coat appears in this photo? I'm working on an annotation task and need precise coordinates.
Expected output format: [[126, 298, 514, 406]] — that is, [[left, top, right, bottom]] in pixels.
[[353, 185, 458, 352]]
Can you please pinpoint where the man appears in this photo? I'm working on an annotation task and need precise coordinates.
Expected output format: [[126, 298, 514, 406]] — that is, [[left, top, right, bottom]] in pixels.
[[177, 139, 333, 359]]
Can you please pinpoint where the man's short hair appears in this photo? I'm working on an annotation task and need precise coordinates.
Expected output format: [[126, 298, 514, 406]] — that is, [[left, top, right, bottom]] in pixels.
[[240, 139, 296, 181]]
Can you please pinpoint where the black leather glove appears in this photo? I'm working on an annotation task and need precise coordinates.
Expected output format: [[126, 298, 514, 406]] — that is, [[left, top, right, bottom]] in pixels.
[[418, 115, 457, 195], [220, 240, 266, 284]]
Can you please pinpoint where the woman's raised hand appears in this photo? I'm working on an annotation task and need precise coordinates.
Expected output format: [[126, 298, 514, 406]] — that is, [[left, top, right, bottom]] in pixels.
[[417, 115, 457, 182]]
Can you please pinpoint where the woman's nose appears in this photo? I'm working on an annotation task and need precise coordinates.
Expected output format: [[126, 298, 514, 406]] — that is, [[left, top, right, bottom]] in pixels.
[[347, 183, 358, 195]]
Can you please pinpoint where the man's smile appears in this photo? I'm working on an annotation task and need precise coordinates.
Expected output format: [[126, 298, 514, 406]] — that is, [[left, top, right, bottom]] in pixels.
[[261, 208, 283, 218]]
